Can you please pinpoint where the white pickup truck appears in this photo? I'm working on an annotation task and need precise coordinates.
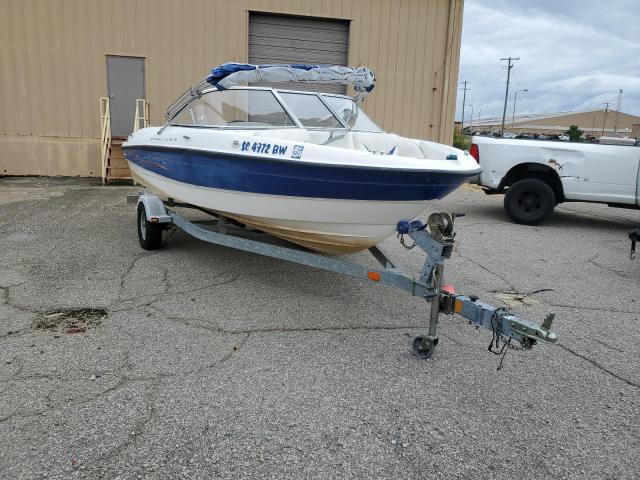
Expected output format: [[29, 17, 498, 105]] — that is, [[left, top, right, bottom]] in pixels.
[[470, 136, 640, 224]]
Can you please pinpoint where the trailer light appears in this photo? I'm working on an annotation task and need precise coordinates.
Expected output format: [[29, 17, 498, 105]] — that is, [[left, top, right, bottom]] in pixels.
[[367, 271, 381, 281], [441, 283, 456, 295], [151, 217, 159, 223], [454, 298, 463, 313]]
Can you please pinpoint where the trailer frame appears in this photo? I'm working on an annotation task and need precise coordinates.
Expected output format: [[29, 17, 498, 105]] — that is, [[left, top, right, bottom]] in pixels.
[[130, 192, 558, 359]]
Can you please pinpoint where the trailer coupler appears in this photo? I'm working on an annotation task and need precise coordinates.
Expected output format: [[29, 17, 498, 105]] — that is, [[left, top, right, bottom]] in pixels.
[[441, 293, 557, 347], [401, 214, 558, 361], [412, 290, 557, 361]]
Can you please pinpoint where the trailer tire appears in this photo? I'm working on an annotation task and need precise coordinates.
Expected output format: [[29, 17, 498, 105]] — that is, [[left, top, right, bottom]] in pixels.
[[137, 204, 163, 250], [504, 178, 556, 225]]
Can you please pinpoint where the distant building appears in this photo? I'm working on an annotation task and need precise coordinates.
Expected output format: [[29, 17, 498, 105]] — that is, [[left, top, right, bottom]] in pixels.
[[468, 109, 640, 138]]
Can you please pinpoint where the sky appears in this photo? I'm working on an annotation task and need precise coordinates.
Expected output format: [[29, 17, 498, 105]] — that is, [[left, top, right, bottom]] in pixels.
[[456, 0, 640, 123]]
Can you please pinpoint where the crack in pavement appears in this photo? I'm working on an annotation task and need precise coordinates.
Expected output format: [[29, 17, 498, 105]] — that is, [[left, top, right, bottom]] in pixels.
[[86, 378, 162, 472], [0, 377, 133, 425], [146, 303, 449, 337], [113, 275, 239, 311], [0, 335, 251, 426], [527, 288, 555, 295], [557, 343, 639, 389], [0, 352, 139, 424], [588, 255, 634, 280], [548, 303, 639, 315], [456, 252, 518, 293], [0, 283, 35, 314], [116, 250, 164, 297]]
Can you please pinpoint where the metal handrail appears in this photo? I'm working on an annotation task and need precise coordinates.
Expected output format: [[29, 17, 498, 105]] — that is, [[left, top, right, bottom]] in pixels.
[[133, 98, 149, 132], [99, 97, 111, 185]]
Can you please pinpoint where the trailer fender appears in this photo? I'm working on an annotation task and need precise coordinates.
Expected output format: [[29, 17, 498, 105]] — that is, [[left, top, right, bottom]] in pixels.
[[136, 194, 172, 224]]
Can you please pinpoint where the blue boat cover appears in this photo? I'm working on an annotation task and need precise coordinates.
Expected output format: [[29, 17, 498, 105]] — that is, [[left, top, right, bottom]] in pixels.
[[206, 63, 376, 93]]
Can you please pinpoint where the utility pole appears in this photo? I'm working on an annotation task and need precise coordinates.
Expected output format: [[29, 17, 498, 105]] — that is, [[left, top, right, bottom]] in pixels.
[[615, 89, 623, 133], [602, 102, 610, 137], [512, 89, 527, 125], [500, 57, 519, 135], [460, 81, 470, 130]]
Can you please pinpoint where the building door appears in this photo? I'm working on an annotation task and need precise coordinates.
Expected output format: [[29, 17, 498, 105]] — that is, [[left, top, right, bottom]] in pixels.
[[248, 13, 349, 94], [107, 56, 145, 137]]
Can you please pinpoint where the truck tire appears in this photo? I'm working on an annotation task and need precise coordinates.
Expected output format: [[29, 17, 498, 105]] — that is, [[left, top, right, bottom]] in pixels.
[[504, 178, 556, 225]]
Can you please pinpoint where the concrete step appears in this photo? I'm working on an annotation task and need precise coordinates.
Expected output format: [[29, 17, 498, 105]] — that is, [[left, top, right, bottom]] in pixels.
[[108, 157, 129, 169], [106, 166, 132, 178], [106, 177, 134, 185]]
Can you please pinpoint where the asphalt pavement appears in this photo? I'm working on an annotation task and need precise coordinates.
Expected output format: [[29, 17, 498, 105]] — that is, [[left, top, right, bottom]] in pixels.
[[1, 177, 639, 479]]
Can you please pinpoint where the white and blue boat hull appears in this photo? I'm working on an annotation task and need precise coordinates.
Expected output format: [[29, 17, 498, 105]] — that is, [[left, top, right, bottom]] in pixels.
[[124, 127, 480, 253]]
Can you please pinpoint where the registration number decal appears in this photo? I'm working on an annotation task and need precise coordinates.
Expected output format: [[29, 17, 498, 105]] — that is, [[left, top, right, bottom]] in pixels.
[[291, 145, 304, 160], [241, 141, 288, 156]]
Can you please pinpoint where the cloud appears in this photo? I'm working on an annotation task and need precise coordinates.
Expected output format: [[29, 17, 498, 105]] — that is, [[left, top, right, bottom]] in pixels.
[[457, 0, 640, 121]]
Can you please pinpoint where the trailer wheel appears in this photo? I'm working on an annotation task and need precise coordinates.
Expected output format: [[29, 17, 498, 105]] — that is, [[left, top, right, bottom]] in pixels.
[[412, 336, 437, 359], [504, 178, 556, 225], [137, 204, 163, 250]]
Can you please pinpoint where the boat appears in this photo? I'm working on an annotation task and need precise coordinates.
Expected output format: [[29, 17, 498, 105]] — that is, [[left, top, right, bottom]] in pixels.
[[122, 63, 481, 254]]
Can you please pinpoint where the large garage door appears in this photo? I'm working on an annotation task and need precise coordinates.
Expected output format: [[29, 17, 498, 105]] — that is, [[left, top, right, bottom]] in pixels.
[[249, 13, 349, 94]]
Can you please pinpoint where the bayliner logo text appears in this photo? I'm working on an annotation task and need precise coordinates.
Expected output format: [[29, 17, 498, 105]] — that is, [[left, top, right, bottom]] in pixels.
[[292, 145, 304, 160]]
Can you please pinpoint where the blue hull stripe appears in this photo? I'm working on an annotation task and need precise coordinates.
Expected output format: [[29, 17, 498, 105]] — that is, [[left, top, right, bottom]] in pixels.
[[124, 146, 478, 201]]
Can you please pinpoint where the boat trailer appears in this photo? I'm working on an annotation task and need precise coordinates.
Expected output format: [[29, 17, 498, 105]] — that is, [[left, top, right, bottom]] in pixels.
[[131, 192, 558, 360]]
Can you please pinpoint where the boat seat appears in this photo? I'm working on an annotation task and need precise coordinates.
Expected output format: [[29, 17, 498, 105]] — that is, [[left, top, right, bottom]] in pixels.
[[352, 132, 425, 159], [246, 129, 455, 162], [307, 130, 355, 149]]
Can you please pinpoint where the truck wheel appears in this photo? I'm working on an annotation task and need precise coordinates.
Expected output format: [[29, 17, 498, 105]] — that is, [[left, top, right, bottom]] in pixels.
[[137, 204, 163, 250], [504, 178, 556, 225]]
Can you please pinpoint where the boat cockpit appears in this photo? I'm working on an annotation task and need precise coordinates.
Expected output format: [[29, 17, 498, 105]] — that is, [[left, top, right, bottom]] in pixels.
[[167, 86, 456, 160]]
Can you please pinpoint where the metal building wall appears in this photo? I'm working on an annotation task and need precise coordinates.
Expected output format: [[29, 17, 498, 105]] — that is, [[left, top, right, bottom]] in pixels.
[[482, 110, 640, 137], [0, 0, 464, 176]]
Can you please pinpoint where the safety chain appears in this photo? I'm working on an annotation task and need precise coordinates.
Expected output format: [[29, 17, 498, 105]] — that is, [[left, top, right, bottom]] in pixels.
[[397, 233, 417, 250], [488, 308, 532, 370]]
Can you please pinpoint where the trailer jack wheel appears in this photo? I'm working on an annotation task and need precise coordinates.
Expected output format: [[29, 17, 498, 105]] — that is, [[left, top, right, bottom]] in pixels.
[[412, 335, 438, 359]]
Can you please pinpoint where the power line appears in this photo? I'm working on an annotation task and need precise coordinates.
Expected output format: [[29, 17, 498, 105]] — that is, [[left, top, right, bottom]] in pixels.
[[499, 57, 519, 134]]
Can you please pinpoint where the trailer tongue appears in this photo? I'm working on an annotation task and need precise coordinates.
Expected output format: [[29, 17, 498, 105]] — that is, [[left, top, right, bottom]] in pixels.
[[132, 192, 558, 361]]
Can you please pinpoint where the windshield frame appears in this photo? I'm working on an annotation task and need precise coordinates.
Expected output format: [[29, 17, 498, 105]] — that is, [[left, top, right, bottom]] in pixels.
[[169, 87, 301, 130], [319, 93, 384, 133], [168, 86, 382, 133], [274, 90, 348, 131]]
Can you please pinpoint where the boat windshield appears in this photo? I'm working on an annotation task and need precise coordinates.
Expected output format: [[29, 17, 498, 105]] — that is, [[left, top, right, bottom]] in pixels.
[[172, 89, 296, 128], [277, 92, 344, 129], [322, 96, 383, 132], [169, 87, 382, 132]]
